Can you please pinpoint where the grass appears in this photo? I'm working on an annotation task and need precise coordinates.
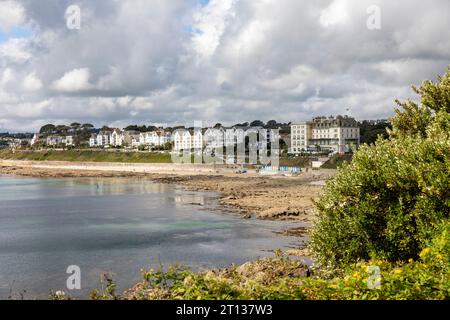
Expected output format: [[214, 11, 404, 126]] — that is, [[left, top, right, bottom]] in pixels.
[[0, 149, 173, 163], [279, 156, 313, 167], [1, 150, 323, 167], [321, 154, 353, 169]]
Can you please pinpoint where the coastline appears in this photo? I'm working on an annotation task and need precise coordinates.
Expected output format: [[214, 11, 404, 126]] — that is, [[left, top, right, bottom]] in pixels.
[[0, 159, 335, 224]]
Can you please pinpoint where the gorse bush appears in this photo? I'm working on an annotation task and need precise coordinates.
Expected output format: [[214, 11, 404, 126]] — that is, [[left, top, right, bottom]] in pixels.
[[303, 222, 450, 300], [311, 67, 450, 269]]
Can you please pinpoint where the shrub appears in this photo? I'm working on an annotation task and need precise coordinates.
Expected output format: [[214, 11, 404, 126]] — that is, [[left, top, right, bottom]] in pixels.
[[304, 222, 450, 300], [310, 68, 450, 269]]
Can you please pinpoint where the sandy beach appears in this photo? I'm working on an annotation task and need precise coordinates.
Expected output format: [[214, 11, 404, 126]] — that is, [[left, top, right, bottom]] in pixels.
[[0, 160, 336, 224]]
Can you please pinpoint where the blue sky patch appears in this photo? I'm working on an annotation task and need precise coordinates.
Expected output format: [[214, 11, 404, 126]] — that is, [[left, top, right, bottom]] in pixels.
[[0, 26, 33, 43]]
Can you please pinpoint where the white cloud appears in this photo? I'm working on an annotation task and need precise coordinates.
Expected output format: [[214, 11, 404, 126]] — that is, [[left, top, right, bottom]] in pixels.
[[191, 0, 237, 60], [0, 38, 31, 63], [319, 0, 349, 28], [0, 0, 450, 131], [0, 0, 25, 32], [1, 68, 16, 86], [52, 68, 92, 92], [22, 72, 43, 92]]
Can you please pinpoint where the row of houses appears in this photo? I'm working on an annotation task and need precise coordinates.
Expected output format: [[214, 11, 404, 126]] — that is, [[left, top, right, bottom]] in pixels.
[[89, 129, 172, 148], [44, 135, 74, 146], [22, 115, 361, 155], [172, 127, 279, 151], [89, 126, 278, 151]]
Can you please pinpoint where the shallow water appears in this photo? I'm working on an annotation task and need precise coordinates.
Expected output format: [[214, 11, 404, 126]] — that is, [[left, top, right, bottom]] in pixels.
[[0, 175, 302, 299]]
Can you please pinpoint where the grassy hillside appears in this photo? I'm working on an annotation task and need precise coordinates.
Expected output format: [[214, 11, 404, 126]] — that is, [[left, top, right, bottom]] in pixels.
[[321, 154, 353, 169], [279, 156, 313, 167], [0, 149, 172, 163]]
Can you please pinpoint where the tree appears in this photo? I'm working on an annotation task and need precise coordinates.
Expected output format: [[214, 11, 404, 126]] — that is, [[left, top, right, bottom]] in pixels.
[[55, 125, 70, 133], [82, 123, 94, 130], [390, 68, 450, 139], [39, 124, 56, 134], [266, 120, 278, 128], [213, 123, 222, 129], [164, 141, 174, 151], [359, 121, 391, 145], [70, 123, 81, 130], [311, 66, 450, 269], [250, 120, 265, 127], [125, 125, 154, 132]]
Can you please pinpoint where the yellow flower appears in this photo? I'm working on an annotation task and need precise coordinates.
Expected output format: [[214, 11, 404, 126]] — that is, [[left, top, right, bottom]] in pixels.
[[352, 272, 361, 280], [393, 268, 403, 275], [419, 247, 432, 259]]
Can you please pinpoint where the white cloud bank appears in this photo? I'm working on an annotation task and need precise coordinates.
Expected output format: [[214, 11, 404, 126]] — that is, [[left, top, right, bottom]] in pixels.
[[0, 0, 449, 132]]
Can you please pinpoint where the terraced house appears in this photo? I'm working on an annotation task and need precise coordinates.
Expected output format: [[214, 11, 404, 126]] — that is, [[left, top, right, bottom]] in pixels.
[[173, 129, 203, 151]]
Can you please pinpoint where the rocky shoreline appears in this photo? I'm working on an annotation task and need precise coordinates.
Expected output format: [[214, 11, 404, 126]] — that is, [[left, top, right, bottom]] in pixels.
[[0, 162, 335, 223]]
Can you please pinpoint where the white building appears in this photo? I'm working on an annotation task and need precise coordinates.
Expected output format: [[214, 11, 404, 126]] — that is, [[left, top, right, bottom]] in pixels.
[[31, 133, 39, 146], [137, 131, 172, 147], [192, 130, 203, 149], [158, 131, 172, 145], [45, 135, 73, 147], [98, 134, 110, 147], [290, 115, 360, 154], [224, 128, 246, 148], [142, 132, 160, 146], [64, 136, 74, 146], [46, 136, 64, 146], [110, 129, 124, 147], [90, 132, 111, 148], [173, 130, 193, 151], [172, 129, 203, 151], [204, 128, 224, 151], [130, 135, 141, 147], [89, 135, 97, 147]]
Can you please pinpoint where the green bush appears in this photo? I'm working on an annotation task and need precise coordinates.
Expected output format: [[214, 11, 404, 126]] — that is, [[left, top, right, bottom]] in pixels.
[[304, 221, 450, 300], [311, 68, 450, 269]]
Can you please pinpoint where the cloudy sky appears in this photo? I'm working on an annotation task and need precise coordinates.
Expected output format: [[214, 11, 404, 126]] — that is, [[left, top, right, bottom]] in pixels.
[[0, 0, 449, 131]]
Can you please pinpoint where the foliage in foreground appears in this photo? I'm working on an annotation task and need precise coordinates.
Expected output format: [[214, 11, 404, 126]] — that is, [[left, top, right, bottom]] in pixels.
[[311, 67, 450, 269], [81, 222, 448, 300]]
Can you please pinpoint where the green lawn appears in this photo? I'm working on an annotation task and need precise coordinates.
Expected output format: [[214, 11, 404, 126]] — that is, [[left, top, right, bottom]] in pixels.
[[0, 149, 173, 163]]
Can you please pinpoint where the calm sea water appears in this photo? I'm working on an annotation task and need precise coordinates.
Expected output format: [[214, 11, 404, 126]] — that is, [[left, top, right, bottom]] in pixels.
[[0, 175, 301, 299]]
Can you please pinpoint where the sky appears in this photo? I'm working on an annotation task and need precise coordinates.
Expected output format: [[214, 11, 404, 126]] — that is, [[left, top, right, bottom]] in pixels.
[[0, 0, 449, 132]]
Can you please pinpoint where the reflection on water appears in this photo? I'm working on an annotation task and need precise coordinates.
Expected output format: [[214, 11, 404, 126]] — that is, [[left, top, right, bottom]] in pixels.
[[0, 175, 302, 300]]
